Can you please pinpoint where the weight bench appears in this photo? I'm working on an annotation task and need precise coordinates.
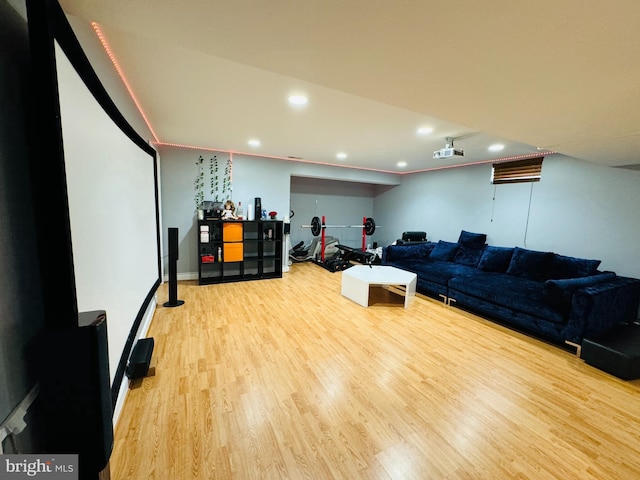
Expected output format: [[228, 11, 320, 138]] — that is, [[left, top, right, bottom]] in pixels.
[[336, 244, 378, 265]]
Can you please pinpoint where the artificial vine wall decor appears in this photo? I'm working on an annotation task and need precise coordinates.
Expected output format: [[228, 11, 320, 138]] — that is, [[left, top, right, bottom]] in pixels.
[[194, 154, 232, 210]]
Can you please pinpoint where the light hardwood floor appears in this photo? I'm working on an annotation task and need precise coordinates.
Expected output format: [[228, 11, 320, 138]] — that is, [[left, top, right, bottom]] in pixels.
[[111, 262, 640, 479]]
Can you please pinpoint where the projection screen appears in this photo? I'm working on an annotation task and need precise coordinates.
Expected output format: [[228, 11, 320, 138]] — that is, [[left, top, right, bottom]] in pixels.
[[54, 40, 160, 392]]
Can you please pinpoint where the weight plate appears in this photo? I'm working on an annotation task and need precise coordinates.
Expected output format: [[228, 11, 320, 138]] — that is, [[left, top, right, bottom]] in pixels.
[[311, 216, 322, 237], [364, 217, 376, 236]]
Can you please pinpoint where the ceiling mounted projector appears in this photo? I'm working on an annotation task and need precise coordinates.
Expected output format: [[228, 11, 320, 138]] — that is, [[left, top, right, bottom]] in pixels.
[[433, 147, 464, 159], [433, 137, 464, 159]]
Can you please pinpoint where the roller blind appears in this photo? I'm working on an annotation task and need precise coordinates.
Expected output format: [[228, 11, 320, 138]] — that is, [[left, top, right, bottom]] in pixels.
[[492, 157, 544, 184]]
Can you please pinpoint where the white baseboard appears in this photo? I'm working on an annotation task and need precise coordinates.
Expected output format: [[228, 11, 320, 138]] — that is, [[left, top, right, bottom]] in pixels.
[[162, 272, 198, 282]]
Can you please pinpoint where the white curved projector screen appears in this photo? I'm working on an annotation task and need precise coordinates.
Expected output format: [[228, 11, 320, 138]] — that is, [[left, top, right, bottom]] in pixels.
[[55, 41, 159, 382]]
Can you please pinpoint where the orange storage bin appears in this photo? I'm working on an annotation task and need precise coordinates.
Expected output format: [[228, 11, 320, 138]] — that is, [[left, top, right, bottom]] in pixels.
[[223, 242, 243, 262], [223, 222, 243, 242]]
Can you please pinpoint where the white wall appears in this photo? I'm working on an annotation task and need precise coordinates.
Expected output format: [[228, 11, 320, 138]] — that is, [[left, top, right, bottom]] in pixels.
[[232, 155, 293, 222], [374, 155, 640, 279]]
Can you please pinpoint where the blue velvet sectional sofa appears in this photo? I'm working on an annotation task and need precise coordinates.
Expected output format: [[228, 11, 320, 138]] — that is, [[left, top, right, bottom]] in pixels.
[[382, 230, 640, 345]]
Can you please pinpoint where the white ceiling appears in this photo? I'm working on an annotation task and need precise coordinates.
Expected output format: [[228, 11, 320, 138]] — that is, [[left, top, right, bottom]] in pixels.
[[59, 0, 640, 173]]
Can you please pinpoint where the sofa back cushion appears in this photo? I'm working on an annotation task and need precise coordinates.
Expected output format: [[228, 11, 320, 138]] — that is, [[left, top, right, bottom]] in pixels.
[[506, 247, 554, 281], [384, 242, 434, 262], [477, 246, 514, 273], [453, 244, 486, 267], [458, 230, 487, 246], [547, 254, 601, 279], [429, 240, 459, 261]]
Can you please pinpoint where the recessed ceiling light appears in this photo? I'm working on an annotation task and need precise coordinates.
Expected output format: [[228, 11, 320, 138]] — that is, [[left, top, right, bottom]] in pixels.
[[397, 161, 407, 168], [417, 126, 434, 135], [248, 139, 261, 147], [288, 94, 308, 106], [489, 143, 505, 152], [336, 152, 347, 160]]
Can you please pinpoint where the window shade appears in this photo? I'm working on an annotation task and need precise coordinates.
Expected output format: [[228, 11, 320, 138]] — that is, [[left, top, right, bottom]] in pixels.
[[492, 157, 544, 184]]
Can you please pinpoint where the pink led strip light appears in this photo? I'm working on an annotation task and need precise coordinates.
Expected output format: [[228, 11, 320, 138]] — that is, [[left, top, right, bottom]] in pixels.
[[157, 142, 555, 175], [155, 141, 405, 175], [91, 22, 160, 143]]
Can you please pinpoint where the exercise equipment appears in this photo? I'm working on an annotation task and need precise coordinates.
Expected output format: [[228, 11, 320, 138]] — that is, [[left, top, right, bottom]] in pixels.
[[323, 252, 352, 272], [335, 244, 378, 266], [303, 216, 377, 237], [289, 236, 349, 272], [301, 216, 379, 262], [289, 236, 340, 262]]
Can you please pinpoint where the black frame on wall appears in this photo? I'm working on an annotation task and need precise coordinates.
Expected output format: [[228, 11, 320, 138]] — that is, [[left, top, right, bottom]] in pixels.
[[25, 0, 162, 406]]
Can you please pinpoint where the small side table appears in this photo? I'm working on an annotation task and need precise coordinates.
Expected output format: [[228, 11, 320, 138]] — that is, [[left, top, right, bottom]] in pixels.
[[581, 323, 640, 380], [341, 265, 417, 308]]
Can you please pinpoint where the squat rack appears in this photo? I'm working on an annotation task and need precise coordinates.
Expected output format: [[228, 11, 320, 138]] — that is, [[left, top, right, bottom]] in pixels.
[[301, 215, 378, 262]]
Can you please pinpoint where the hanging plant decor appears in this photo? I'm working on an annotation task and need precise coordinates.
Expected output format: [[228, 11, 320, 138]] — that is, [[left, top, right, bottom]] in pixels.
[[194, 155, 205, 209], [222, 158, 232, 198], [194, 154, 232, 212], [210, 156, 218, 199]]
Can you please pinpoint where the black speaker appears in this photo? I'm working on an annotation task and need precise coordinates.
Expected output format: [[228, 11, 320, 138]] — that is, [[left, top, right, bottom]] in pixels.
[[126, 337, 155, 379], [254, 197, 262, 221], [164, 227, 184, 307], [36, 311, 113, 477]]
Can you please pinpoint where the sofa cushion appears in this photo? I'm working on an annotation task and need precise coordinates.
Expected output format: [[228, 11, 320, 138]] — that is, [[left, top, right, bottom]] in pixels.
[[388, 258, 428, 273], [449, 272, 567, 324], [477, 246, 514, 273], [453, 244, 486, 267], [384, 243, 434, 262], [429, 240, 459, 261], [506, 247, 554, 281], [415, 259, 478, 284], [458, 230, 487, 246], [547, 253, 601, 279], [543, 272, 617, 315]]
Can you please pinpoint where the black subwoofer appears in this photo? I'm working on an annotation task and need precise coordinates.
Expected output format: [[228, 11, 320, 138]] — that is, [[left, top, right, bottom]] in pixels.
[[36, 310, 113, 477]]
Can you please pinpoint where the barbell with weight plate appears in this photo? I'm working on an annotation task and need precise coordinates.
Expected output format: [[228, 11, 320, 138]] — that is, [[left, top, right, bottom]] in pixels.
[[302, 216, 377, 237]]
